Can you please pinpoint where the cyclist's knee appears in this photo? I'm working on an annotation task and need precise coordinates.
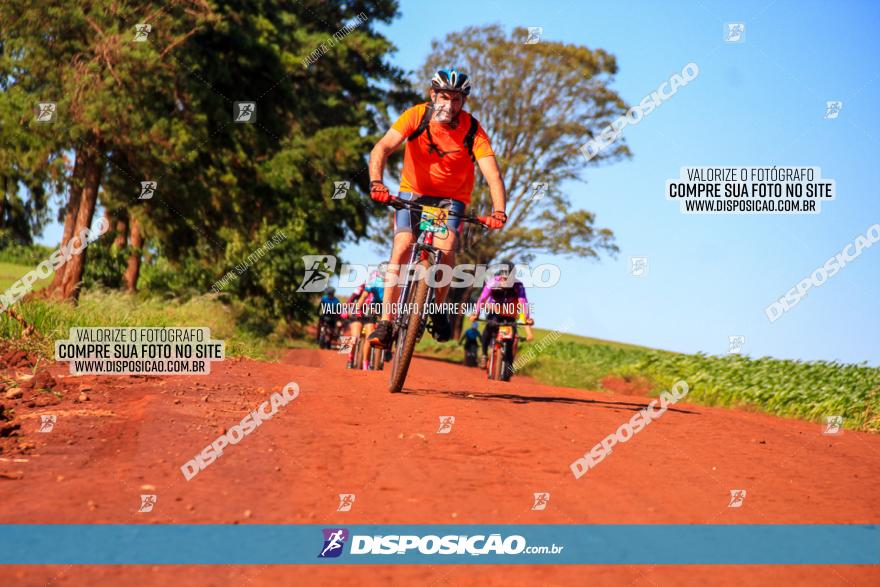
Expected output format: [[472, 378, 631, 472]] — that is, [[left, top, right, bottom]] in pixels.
[[391, 233, 414, 258]]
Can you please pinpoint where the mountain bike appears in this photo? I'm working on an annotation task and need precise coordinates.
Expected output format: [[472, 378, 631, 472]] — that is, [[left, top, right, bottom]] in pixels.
[[463, 342, 479, 367], [478, 315, 533, 382], [385, 198, 489, 392], [317, 316, 340, 350], [347, 324, 385, 370]]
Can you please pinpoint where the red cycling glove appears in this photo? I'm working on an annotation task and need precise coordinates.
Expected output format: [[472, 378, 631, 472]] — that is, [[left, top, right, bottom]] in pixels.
[[483, 210, 507, 230], [370, 180, 391, 204]]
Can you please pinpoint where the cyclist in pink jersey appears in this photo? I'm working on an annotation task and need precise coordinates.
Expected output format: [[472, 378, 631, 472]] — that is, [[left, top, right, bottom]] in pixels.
[[469, 260, 533, 367]]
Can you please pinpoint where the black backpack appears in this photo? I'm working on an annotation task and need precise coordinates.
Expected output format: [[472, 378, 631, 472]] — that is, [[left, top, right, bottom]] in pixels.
[[407, 102, 480, 162]]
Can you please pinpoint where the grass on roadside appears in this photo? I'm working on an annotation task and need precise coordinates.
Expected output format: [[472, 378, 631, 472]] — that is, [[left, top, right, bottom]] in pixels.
[[416, 325, 880, 432], [1, 290, 288, 360], [0, 261, 53, 292]]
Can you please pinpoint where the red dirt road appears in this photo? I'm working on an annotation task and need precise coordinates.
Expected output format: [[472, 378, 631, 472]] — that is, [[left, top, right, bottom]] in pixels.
[[1, 348, 878, 586]]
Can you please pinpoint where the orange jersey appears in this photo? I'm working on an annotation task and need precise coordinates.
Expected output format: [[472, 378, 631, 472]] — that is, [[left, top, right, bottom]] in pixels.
[[391, 103, 495, 205]]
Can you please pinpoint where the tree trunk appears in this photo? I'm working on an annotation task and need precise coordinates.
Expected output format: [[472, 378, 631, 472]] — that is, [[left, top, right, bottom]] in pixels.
[[49, 151, 85, 295], [60, 145, 103, 302], [123, 216, 143, 292], [113, 210, 128, 250]]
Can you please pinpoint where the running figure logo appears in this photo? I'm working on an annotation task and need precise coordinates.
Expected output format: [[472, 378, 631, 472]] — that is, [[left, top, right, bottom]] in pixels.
[[728, 335, 745, 354], [234, 102, 257, 124], [139, 181, 157, 200], [437, 416, 455, 434], [332, 181, 350, 200], [35, 102, 57, 123], [525, 27, 543, 44], [728, 489, 747, 508], [297, 255, 337, 292], [318, 528, 349, 558], [823, 415, 844, 436], [337, 494, 355, 512], [529, 182, 549, 202], [824, 101, 843, 120], [133, 24, 152, 42], [138, 494, 157, 513], [724, 23, 745, 43], [338, 335, 354, 353], [630, 256, 648, 277], [38, 415, 57, 433], [531, 492, 550, 511]]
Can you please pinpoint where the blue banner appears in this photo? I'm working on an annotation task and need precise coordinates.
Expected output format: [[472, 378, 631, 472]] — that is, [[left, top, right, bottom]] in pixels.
[[0, 525, 876, 564]]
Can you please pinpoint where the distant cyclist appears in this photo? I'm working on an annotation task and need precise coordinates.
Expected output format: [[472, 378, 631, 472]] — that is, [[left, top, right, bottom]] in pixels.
[[344, 266, 386, 369], [367, 67, 508, 349], [469, 260, 533, 367], [317, 287, 342, 347], [460, 321, 481, 366]]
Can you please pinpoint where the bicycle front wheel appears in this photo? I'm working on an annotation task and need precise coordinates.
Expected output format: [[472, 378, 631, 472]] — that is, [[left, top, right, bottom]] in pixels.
[[389, 259, 430, 392]]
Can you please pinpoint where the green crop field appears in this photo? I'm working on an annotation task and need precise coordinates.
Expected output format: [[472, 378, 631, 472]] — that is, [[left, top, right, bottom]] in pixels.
[[417, 326, 880, 432]]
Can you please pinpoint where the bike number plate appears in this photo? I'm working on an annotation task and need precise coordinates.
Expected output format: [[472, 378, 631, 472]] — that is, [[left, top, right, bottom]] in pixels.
[[498, 326, 514, 340], [418, 205, 448, 235]]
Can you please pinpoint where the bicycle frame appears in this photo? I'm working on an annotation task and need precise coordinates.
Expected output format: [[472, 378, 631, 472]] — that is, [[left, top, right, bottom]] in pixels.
[[386, 198, 485, 392], [392, 228, 443, 338]]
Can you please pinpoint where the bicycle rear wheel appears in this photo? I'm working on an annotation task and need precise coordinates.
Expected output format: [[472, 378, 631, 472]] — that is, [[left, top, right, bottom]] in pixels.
[[352, 334, 363, 369], [370, 346, 385, 371], [489, 343, 503, 380], [499, 340, 513, 382], [389, 259, 430, 392]]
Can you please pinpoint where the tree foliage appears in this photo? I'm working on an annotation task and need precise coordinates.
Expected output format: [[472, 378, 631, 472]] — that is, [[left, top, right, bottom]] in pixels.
[[412, 24, 629, 265], [1, 0, 416, 325]]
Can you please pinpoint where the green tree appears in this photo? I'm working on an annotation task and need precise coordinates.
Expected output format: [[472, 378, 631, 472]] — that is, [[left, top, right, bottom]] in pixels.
[[2, 0, 415, 329], [416, 24, 627, 267]]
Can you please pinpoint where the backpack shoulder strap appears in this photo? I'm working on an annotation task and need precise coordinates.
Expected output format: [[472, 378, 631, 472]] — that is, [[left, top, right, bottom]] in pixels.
[[464, 115, 480, 162], [407, 102, 433, 142]]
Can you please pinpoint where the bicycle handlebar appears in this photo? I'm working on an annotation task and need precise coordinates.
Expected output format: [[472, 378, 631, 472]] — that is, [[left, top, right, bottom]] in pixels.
[[388, 197, 488, 226], [473, 316, 534, 326]]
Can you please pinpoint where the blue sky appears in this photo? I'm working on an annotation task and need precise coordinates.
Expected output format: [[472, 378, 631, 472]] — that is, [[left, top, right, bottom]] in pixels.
[[350, 0, 880, 365], [36, 1, 879, 364]]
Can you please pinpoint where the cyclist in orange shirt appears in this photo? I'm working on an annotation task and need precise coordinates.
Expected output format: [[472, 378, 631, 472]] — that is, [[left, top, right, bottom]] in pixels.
[[367, 68, 508, 348]]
